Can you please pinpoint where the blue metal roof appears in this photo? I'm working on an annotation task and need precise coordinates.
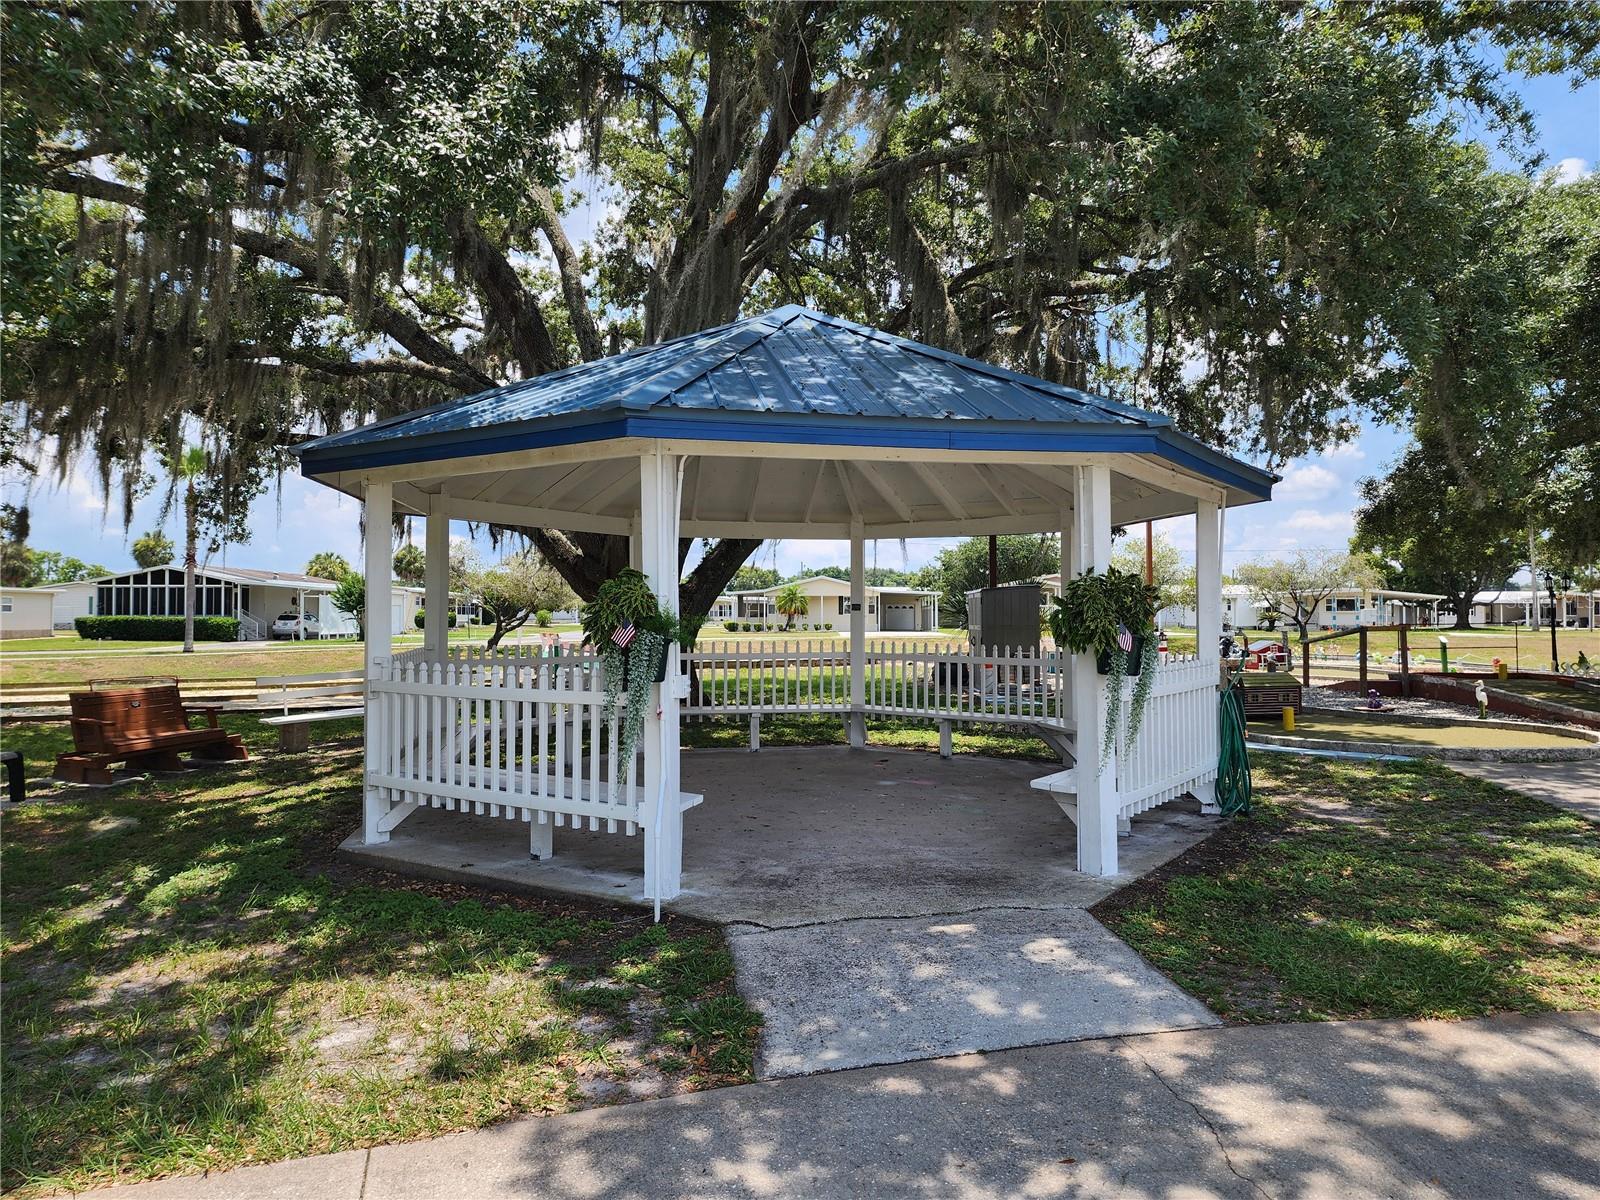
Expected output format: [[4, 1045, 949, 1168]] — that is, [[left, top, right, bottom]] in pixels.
[[294, 305, 1273, 498]]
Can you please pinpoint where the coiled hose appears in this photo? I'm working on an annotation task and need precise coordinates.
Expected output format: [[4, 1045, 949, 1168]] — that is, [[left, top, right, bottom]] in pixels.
[[1214, 667, 1253, 816]]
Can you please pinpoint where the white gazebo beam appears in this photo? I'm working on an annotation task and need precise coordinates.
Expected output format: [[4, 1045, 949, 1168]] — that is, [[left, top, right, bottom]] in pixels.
[[853, 462, 915, 524], [908, 462, 970, 520], [799, 458, 827, 524], [833, 458, 862, 520], [362, 479, 394, 846], [972, 463, 1024, 516], [398, 485, 631, 537]]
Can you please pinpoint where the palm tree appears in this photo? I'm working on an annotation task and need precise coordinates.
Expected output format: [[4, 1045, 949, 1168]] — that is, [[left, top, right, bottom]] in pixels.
[[774, 583, 807, 631], [169, 445, 208, 653]]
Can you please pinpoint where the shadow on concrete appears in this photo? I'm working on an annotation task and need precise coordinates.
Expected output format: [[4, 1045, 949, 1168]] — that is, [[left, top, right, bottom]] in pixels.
[[350, 1012, 1600, 1200], [342, 746, 1216, 926]]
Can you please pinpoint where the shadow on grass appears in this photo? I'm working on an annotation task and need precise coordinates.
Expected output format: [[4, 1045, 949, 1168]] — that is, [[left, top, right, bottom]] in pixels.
[[1, 716, 757, 1197], [1094, 753, 1600, 1022]]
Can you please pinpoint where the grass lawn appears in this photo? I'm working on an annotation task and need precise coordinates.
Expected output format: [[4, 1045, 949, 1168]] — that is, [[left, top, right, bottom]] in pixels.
[[0, 716, 759, 1198], [1254, 711, 1585, 749], [1, 645, 369, 689], [1095, 753, 1600, 1022], [1492, 678, 1600, 716]]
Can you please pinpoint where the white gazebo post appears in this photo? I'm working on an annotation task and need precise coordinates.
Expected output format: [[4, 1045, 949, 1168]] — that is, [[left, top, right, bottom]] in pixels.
[[423, 496, 451, 658], [362, 480, 394, 845], [1071, 464, 1117, 875], [1194, 494, 1223, 813], [639, 449, 683, 902], [848, 516, 866, 748], [1059, 500, 1079, 727]]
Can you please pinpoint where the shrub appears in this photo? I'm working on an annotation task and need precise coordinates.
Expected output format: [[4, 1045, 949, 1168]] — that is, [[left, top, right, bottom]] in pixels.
[[825, 622, 834, 631], [414, 609, 459, 630], [535, 608, 553, 627], [75, 615, 240, 642], [725, 620, 739, 633]]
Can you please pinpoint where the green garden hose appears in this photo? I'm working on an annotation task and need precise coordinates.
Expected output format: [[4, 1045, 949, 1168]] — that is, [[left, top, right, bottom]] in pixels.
[[1213, 668, 1253, 816]]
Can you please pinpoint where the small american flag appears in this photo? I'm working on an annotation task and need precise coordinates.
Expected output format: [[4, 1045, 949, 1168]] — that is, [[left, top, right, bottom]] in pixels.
[[1116, 622, 1134, 653], [611, 620, 636, 650]]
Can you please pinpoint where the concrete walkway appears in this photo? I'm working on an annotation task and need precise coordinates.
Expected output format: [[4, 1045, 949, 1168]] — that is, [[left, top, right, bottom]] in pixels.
[[1448, 758, 1600, 823], [342, 747, 1224, 1075], [98, 1012, 1600, 1199]]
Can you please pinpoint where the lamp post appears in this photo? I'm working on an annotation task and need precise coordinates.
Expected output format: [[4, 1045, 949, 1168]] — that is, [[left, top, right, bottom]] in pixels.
[[1543, 568, 1572, 672]]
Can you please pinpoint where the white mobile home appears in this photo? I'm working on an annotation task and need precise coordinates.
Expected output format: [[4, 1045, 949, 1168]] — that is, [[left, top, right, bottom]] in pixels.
[[48, 564, 425, 639], [0, 587, 56, 638], [1468, 588, 1597, 628], [730, 575, 940, 632]]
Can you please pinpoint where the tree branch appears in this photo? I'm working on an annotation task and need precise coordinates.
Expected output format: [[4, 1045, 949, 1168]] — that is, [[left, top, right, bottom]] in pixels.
[[44, 171, 494, 392], [449, 214, 563, 378], [530, 184, 603, 362]]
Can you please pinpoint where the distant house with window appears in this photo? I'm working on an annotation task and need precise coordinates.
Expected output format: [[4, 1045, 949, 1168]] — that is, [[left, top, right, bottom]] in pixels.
[[728, 575, 940, 632], [1468, 588, 1597, 628], [0, 586, 56, 639], [1042, 572, 1442, 631], [27, 564, 426, 639]]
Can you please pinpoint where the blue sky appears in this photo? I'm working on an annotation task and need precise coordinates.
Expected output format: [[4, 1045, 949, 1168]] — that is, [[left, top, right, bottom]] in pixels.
[[6, 67, 1595, 583]]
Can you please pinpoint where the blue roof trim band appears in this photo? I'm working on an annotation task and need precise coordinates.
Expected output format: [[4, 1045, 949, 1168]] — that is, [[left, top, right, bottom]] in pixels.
[[296, 411, 1273, 498]]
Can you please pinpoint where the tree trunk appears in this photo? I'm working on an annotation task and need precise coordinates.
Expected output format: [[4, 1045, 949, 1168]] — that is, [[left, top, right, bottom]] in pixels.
[[183, 483, 197, 653]]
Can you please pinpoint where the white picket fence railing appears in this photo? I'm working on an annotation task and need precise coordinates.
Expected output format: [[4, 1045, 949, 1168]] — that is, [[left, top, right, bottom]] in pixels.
[[1112, 656, 1218, 815], [363, 642, 1218, 844], [862, 642, 1067, 727], [365, 652, 643, 841], [684, 639, 852, 716], [682, 639, 1070, 728]]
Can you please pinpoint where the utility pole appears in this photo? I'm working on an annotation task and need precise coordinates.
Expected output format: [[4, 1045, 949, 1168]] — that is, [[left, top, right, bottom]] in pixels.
[[987, 534, 998, 589]]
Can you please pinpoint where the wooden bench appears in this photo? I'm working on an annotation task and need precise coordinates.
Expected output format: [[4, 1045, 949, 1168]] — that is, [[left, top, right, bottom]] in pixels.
[[255, 671, 365, 750], [55, 684, 248, 784], [261, 706, 364, 751]]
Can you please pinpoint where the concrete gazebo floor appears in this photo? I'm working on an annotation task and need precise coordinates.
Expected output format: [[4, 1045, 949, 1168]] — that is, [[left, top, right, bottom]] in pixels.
[[341, 747, 1223, 1077], [339, 746, 1214, 926]]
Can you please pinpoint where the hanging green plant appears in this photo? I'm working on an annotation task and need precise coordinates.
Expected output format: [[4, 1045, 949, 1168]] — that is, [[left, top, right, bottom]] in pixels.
[[585, 570, 682, 782], [1046, 567, 1161, 768]]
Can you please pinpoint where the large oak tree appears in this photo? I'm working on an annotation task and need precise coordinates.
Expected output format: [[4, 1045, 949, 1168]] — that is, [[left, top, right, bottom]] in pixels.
[[4, 1, 1596, 612]]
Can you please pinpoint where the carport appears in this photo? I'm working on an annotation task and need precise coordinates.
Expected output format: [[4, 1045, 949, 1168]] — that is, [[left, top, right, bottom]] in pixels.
[[293, 305, 1274, 909]]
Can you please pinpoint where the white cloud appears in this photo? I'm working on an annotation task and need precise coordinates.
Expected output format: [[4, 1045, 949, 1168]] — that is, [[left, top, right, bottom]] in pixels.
[[1282, 509, 1354, 535], [1275, 464, 1341, 501], [1321, 441, 1366, 462], [1553, 157, 1591, 185]]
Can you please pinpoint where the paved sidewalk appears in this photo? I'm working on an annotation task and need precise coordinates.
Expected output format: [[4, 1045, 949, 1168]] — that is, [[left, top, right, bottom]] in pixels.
[[730, 907, 1219, 1076], [98, 1012, 1600, 1199], [1449, 758, 1600, 823]]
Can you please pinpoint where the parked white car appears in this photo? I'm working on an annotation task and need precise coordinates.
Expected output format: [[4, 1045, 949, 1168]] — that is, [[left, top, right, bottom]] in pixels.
[[271, 610, 322, 639]]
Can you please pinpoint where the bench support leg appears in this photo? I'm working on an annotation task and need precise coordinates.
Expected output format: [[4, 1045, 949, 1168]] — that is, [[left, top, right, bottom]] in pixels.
[[1193, 777, 1221, 816], [1117, 813, 1132, 836], [748, 712, 760, 753], [847, 711, 866, 749], [2, 753, 22, 803], [530, 814, 554, 860], [938, 720, 953, 759], [279, 723, 311, 753]]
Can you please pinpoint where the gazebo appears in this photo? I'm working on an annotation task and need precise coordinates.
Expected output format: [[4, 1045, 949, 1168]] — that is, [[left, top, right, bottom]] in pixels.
[[294, 306, 1273, 904]]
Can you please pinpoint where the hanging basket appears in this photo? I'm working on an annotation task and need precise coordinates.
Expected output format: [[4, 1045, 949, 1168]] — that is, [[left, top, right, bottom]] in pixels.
[[1096, 634, 1145, 676]]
